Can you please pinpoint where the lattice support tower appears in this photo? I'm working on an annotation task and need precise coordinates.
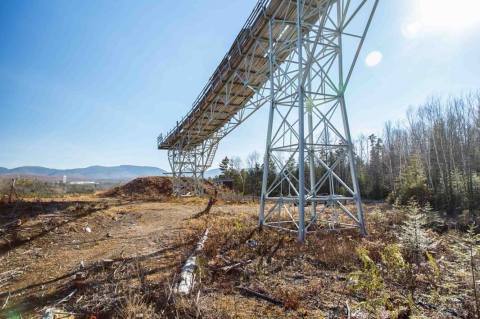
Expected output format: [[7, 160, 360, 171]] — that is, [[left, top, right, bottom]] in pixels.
[[158, 0, 378, 240]]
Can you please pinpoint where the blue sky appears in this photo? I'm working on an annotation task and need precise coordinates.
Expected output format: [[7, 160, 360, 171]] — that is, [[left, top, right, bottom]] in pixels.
[[1, 0, 479, 170]]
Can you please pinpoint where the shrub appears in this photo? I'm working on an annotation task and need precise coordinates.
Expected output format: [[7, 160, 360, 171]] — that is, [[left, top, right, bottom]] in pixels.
[[349, 247, 387, 312], [381, 244, 407, 284]]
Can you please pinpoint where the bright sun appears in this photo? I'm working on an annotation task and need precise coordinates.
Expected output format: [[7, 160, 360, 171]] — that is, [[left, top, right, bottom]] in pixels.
[[403, 0, 480, 38]]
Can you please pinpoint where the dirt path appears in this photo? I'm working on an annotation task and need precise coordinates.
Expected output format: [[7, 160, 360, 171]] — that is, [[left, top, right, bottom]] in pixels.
[[0, 197, 207, 316]]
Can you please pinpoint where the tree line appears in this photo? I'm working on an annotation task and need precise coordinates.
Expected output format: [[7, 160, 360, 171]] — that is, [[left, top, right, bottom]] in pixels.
[[214, 92, 480, 216]]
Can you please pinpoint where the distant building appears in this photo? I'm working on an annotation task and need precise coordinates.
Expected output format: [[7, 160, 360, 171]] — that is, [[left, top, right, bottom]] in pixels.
[[69, 181, 97, 185], [63, 175, 67, 184], [213, 177, 234, 189]]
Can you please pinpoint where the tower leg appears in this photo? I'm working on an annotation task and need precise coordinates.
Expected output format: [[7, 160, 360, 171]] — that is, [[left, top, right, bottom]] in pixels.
[[338, 95, 366, 235], [296, 0, 306, 243], [259, 18, 278, 228]]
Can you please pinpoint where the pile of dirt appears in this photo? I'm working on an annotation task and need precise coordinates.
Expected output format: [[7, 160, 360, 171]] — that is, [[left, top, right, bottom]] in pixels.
[[101, 176, 233, 200], [102, 176, 173, 199]]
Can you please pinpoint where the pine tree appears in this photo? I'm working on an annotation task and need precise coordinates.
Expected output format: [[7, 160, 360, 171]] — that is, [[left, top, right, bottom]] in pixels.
[[399, 201, 431, 266], [219, 157, 230, 178], [394, 156, 431, 205]]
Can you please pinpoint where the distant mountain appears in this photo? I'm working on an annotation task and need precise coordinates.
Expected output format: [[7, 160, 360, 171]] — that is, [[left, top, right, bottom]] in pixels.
[[5, 166, 57, 176], [0, 165, 167, 181]]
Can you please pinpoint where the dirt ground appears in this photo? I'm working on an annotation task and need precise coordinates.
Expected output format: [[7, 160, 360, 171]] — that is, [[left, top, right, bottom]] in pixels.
[[0, 196, 477, 318], [0, 195, 212, 317]]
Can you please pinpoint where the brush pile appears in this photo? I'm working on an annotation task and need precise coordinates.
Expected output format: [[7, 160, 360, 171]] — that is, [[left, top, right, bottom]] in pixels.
[[102, 176, 226, 200], [102, 177, 173, 199]]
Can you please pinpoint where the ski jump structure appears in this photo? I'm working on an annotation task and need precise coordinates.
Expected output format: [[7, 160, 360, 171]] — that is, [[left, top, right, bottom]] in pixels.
[[158, 0, 378, 241]]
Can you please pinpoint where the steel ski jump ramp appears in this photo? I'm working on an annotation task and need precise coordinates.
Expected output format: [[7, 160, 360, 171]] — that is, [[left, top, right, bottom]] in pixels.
[[158, 0, 379, 241]]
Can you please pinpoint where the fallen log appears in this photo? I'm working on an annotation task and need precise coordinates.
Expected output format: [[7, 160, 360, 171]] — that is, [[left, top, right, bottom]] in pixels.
[[0, 219, 22, 233], [0, 269, 24, 288], [189, 197, 215, 219], [236, 286, 283, 306], [175, 228, 209, 295], [220, 259, 253, 272]]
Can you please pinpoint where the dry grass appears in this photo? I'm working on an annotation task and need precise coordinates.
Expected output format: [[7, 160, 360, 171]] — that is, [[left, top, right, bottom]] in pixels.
[[177, 203, 479, 318]]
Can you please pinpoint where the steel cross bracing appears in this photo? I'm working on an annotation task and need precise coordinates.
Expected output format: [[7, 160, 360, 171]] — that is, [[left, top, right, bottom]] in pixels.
[[157, 0, 378, 240], [166, 133, 221, 195]]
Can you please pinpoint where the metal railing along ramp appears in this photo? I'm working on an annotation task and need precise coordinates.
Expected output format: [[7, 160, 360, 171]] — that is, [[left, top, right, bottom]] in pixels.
[[158, 0, 285, 150], [157, 0, 379, 241]]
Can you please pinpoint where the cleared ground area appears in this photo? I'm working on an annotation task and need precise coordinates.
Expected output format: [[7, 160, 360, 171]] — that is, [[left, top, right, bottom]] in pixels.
[[0, 195, 210, 317]]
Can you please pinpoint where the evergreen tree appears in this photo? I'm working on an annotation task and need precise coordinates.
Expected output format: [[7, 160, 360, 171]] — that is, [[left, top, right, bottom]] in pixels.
[[393, 156, 431, 205], [399, 201, 431, 266], [219, 157, 230, 178]]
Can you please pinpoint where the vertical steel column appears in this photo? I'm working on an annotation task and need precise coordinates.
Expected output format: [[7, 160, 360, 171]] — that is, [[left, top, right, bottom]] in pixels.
[[306, 45, 317, 224], [336, 0, 366, 235], [296, 0, 306, 242], [339, 95, 366, 235], [168, 149, 176, 194], [259, 18, 276, 227]]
